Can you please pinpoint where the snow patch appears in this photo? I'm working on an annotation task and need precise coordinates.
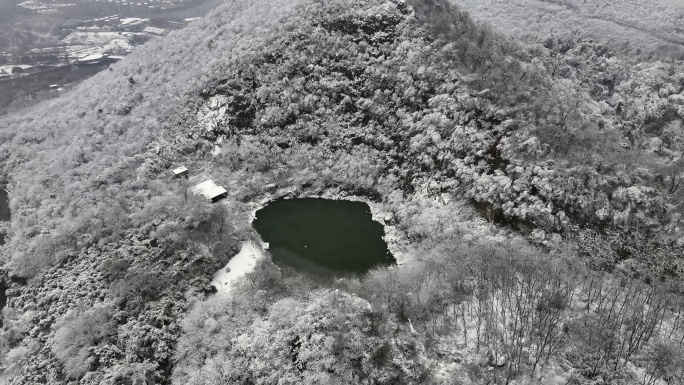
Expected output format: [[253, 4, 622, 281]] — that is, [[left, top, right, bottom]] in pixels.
[[211, 145, 222, 156], [197, 95, 230, 132], [211, 241, 265, 294]]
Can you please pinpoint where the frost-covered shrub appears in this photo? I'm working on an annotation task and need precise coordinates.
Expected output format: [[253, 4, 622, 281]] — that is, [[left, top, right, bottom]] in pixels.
[[51, 306, 116, 379]]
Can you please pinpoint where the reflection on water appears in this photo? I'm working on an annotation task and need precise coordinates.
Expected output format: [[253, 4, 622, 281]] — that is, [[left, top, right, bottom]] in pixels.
[[270, 246, 345, 277]]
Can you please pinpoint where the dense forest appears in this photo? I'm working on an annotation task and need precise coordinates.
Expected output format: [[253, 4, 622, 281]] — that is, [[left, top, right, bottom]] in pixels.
[[0, 0, 684, 383], [455, 0, 684, 58]]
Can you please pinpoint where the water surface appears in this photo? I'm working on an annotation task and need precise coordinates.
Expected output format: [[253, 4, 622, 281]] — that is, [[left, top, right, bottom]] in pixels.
[[253, 198, 395, 276], [0, 189, 8, 246]]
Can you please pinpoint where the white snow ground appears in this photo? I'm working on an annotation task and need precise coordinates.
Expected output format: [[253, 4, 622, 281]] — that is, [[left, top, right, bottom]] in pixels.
[[211, 241, 264, 294]]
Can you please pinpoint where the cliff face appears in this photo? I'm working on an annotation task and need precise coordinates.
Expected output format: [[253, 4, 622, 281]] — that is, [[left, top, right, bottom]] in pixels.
[[0, 0, 684, 383]]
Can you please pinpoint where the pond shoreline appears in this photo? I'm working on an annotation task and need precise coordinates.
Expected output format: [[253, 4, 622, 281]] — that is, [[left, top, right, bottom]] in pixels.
[[209, 185, 412, 293], [245, 186, 411, 266], [211, 240, 265, 294], [0, 188, 9, 246]]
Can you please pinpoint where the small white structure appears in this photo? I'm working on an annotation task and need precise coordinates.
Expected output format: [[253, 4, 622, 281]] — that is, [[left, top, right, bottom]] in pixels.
[[143, 26, 166, 35], [183, 17, 201, 26], [171, 166, 188, 178], [192, 180, 227, 202], [75, 53, 108, 65], [120, 17, 148, 26]]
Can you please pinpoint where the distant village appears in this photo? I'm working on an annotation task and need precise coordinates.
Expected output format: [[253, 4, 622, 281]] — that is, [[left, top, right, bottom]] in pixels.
[[0, 14, 200, 80], [18, 0, 205, 16], [0, 3, 204, 112]]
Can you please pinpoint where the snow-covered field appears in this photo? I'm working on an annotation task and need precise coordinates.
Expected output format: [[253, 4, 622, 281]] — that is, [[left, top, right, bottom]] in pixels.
[[18, 1, 75, 11], [103, 38, 135, 52], [60, 31, 132, 46], [211, 241, 265, 294], [0, 65, 34, 76]]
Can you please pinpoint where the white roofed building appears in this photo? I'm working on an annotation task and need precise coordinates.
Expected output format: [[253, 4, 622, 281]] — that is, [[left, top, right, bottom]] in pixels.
[[192, 180, 227, 202], [120, 17, 148, 27], [183, 17, 201, 26], [75, 53, 108, 65], [171, 166, 188, 178], [143, 26, 167, 36]]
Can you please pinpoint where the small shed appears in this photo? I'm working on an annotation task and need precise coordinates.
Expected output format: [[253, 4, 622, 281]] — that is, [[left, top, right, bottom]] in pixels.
[[172, 166, 188, 178], [143, 26, 167, 36], [192, 180, 227, 202]]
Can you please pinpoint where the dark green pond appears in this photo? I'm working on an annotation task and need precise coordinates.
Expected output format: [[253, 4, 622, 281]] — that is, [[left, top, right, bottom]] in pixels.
[[0, 188, 8, 246], [253, 198, 395, 276]]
